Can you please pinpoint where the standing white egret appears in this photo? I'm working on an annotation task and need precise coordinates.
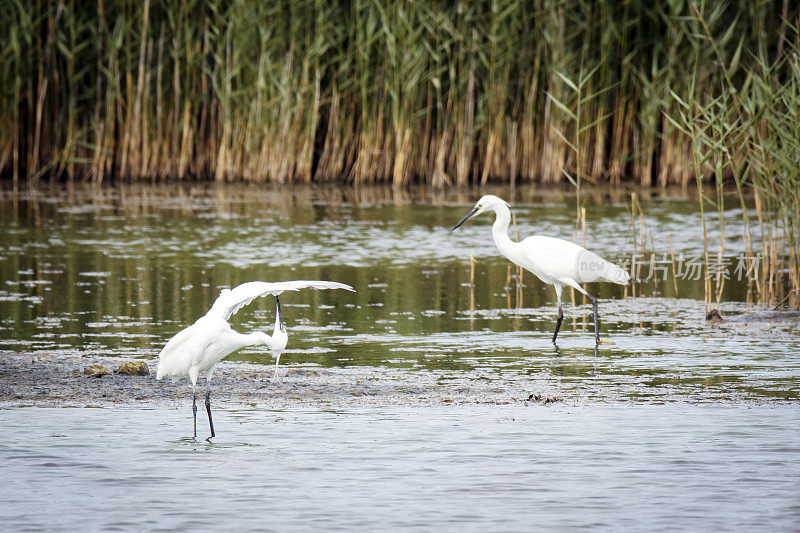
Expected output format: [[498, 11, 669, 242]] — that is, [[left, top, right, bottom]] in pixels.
[[452, 195, 629, 344], [156, 280, 354, 438]]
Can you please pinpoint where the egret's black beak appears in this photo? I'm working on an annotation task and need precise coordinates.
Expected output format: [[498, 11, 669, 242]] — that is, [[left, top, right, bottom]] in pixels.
[[276, 296, 285, 330], [452, 206, 479, 231]]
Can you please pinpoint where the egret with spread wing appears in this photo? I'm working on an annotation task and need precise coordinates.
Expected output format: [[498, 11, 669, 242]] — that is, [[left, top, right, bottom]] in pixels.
[[157, 280, 354, 438], [452, 195, 629, 345]]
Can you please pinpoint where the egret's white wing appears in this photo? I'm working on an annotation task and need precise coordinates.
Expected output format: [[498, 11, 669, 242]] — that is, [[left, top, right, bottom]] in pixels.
[[521, 236, 627, 284], [208, 280, 355, 320], [520, 236, 599, 282]]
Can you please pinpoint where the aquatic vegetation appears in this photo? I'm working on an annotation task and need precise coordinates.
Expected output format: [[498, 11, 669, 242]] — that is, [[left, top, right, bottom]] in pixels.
[[0, 0, 796, 188], [665, 8, 800, 310]]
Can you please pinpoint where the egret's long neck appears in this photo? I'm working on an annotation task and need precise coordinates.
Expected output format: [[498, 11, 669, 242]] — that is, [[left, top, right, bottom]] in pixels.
[[235, 332, 266, 349], [490, 204, 515, 255], [274, 306, 282, 334], [210, 331, 262, 364], [222, 330, 279, 361]]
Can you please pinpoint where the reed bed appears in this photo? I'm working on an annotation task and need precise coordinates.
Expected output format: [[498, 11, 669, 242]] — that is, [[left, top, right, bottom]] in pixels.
[[0, 0, 795, 187], [1, 0, 798, 306]]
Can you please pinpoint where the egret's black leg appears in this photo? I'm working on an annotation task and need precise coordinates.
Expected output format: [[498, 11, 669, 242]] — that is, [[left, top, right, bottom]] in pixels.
[[205, 390, 215, 438], [552, 305, 564, 344], [588, 294, 600, 345], [192, 390, 197, 438]]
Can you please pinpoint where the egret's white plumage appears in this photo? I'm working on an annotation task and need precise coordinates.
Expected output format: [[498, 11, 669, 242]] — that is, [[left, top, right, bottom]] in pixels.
[[453, 195, 629, 344], [207, 280, 354, 321], [156, 280, 354, 437]]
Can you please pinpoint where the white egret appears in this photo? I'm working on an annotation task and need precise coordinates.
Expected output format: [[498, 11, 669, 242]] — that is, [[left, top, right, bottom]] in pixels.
[[156, 280, 354, 438], [452, 195, 629, 344]]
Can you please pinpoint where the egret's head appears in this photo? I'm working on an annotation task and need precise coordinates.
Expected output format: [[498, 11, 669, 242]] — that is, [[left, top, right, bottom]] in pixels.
[[451, 195, 510, 230]]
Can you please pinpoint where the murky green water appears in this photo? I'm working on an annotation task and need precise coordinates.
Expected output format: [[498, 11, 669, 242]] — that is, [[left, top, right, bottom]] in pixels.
[[1, 184, 798, 402]]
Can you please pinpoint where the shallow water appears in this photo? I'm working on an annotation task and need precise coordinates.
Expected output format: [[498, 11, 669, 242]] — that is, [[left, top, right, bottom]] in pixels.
[[0, 184, 797, 402], [1, 185, 798, 530], [1, 405, 798, 531]]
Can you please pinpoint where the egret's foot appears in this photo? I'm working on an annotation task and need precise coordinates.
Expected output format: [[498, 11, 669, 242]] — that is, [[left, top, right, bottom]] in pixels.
[[552, 307, 564, 344], [192, 391, 197, 439], [598, 339, 614, 345], [205, 390, 215, 438], [588, 295, 601, 347]]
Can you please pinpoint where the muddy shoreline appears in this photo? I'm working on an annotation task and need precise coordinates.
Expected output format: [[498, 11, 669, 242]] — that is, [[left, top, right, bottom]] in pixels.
[[0, 351, 559, 409], [3, 350, 797, 409]]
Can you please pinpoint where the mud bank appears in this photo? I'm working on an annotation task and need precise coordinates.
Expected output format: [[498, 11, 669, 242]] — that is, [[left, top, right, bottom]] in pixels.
[[3, 348, 798, 409], [0, 351, 566, 409]]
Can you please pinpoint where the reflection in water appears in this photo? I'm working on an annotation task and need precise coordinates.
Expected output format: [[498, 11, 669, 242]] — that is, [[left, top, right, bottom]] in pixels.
[[0, 184, 798, 402]]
